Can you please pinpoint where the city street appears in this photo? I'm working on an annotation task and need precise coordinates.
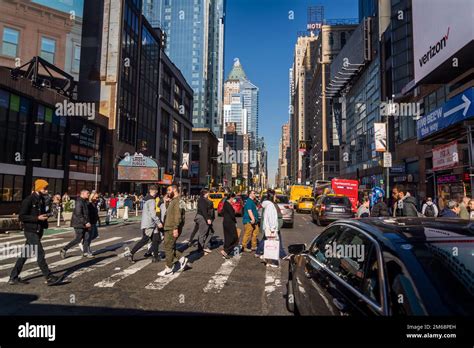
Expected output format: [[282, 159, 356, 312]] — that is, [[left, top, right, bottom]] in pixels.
[[0, 211, 323, 316]]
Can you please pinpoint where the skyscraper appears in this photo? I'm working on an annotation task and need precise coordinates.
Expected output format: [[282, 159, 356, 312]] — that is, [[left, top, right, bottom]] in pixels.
[[143, 0, 225, 135], [223, 58, 259, 151]]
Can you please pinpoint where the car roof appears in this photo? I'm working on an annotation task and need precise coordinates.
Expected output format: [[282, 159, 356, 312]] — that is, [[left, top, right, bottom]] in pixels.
[[333, 218, 474, 244]]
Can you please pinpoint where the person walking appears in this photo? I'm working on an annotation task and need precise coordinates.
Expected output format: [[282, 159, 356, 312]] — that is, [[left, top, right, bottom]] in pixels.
[[86, 192, 100, 254], [188, 189, 214, 253], [259, 190, 282, 268], [392, 185, 419, 217], [126, 185, 163, 263], [51, 194, 63, 223], [8, 179, 62, 286], [109, 194, 118, 218], [421, 197, 438, 217], [221, 193, 239, 259], [60, 189, 93, 258], [158, 185, 189, 276], [241, 190, 260, 252], [370, 187, 389, 217], [439, 200, 460, 218]]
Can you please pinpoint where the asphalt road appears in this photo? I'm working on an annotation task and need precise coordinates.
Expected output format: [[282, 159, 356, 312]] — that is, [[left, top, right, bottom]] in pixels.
[[0, 211, 324, 316]]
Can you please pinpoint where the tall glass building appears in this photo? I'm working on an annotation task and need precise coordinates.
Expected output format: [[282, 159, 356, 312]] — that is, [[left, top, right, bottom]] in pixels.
[[143, 0, 225, 136]]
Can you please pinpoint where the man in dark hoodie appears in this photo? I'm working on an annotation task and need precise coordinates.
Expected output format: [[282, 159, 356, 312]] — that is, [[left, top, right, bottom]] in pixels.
[[392, 185, 419, 217], [126, 185, 163, 263]]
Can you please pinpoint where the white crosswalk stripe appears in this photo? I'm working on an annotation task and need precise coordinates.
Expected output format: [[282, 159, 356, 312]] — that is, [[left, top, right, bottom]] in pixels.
[[64, 238, 141, 280], [264, 266, 282, 296], [203, 254, 241, 293], [94, 259, 152, 288], [145, 269, 182, 290], [0, 237, 122, 272]]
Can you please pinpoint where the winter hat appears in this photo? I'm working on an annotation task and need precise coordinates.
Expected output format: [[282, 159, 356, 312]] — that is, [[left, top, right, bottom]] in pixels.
[[34, 179, 49, 191]]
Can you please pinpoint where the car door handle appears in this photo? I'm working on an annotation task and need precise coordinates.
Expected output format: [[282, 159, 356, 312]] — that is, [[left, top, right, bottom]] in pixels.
[[333, 298, 347, 311]]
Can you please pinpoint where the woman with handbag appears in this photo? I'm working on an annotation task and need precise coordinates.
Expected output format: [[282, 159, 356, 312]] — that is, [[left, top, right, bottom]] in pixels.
[[221, 193, 239, 259], [260, 190, 281, 268]]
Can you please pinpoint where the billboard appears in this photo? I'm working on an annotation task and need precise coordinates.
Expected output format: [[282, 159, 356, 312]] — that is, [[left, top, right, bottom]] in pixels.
[[117, 153, 158, 182], [331, 179, 359, 211], [374, 123, 387, 152], [432, 141, 459, 171], [412, 0, 474, 84]]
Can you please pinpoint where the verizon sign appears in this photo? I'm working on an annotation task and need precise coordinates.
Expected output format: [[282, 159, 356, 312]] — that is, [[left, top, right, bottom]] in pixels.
[[412, 0, 474, 84], [432, 141, 459, 171]]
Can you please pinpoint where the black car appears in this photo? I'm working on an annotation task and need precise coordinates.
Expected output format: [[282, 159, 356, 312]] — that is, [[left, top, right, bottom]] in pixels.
[[311, 194, 355, 226], [286, 217, 474, 316]]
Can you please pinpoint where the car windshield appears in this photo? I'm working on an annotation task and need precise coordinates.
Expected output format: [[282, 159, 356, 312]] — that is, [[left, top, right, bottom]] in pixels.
[[324, 197, 350, 206], [209, 194, 223, 199], [301, 197, 313, 202], [409, 241, 474, 315], [276, 195, 289, 203]]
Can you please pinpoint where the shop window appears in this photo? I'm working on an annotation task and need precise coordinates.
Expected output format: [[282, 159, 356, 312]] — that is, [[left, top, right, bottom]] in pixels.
[[40, 37, 56, 64]]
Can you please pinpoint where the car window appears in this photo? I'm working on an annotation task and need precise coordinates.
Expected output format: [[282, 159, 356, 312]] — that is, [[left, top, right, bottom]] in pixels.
[[209, 194, 223, 199], [309, 225, 341, 264], [361, 247, 382, 306], [324, 196, 351, 206], [275, 195, 289, 203], [301, 197, 314, 202], [325, 226, 373, 293]]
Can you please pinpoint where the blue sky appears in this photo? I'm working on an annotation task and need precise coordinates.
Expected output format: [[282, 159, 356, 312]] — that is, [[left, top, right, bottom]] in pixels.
[[224, 0, 359, 186]]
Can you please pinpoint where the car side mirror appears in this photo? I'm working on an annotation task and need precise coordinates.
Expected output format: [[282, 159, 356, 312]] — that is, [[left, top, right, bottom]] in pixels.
[[288, 243, 306, 255]]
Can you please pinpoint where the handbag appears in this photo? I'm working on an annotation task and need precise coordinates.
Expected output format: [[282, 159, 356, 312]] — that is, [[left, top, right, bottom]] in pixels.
[[263, 238, 280, 260]]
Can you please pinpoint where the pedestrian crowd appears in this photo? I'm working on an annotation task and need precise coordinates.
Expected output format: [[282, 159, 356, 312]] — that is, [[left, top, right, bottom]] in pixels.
[[8, 178, 288, 285], [356, 183, 474, 220]]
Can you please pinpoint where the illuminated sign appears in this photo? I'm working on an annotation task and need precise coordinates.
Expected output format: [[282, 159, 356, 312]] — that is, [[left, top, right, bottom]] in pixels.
[[117, 153, 159, 182]]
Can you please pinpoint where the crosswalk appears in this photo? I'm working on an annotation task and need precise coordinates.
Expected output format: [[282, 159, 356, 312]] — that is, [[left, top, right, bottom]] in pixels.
[[0, 232, 285, 299]]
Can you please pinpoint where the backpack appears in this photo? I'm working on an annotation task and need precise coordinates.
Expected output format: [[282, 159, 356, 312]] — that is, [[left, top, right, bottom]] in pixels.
[[424, 204, 435, 217]]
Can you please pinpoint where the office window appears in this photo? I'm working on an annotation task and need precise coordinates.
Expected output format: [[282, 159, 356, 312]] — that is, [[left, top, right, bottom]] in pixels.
[[40, 37, 56, 64], [341, 32, 347, 47], [2, 27, 19, 57], [72, 44, 81, 72]]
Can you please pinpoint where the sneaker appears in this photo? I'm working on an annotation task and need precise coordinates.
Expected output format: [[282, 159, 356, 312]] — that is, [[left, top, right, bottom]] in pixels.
[[85, 253, 95, 258], [203, 248, 212, 254], [243, 248, 252, 252], [59, 249, 67, 259], [181, 239, 190, 244], [255, 253, 262, 258], [45, 275, 62, 286], [266, 263, 279, 268], [127, 254, 135, 263], [143, 252, 152, 258], [8, 277, 29, 285], [158, 267, 173, 277], [177, 257, 188, 272]]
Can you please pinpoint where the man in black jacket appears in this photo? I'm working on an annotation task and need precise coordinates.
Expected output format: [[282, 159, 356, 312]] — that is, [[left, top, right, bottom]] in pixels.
[[60, 189, 92, 258], [9, 179, 61, 285], [188, 189, 214, 253]]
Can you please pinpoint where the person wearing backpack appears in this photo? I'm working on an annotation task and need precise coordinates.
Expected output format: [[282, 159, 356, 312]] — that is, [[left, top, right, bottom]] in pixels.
[[422, 197, 438, 217]]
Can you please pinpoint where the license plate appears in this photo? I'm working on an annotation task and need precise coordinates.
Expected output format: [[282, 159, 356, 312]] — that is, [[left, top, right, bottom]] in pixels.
[[333, 208, 345, 212]]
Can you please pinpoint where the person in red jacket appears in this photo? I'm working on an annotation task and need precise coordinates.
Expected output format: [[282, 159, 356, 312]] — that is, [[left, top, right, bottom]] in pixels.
[[109, 193, 118, 218]]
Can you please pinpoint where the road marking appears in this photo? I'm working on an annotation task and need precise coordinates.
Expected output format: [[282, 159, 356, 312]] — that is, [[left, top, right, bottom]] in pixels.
[[0, 237, 125, 283], [264, 266, 282, 296], [203, 255, 241, 293], [64, 238, 141, 280], [0, 230, 73, 247], [94, 258, 152, 288], [0, 237, 121, 271], [145, 270, 182, 290]]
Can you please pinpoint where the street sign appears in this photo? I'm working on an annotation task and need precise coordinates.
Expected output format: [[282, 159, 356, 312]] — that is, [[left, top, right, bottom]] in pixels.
[[417, 87, 474, 140], [383, 152, 392, 168]]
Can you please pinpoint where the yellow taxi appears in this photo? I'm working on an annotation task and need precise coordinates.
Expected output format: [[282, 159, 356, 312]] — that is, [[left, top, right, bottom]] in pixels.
[[208, 192, 225, 209], [296, 196, 314, 213]]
